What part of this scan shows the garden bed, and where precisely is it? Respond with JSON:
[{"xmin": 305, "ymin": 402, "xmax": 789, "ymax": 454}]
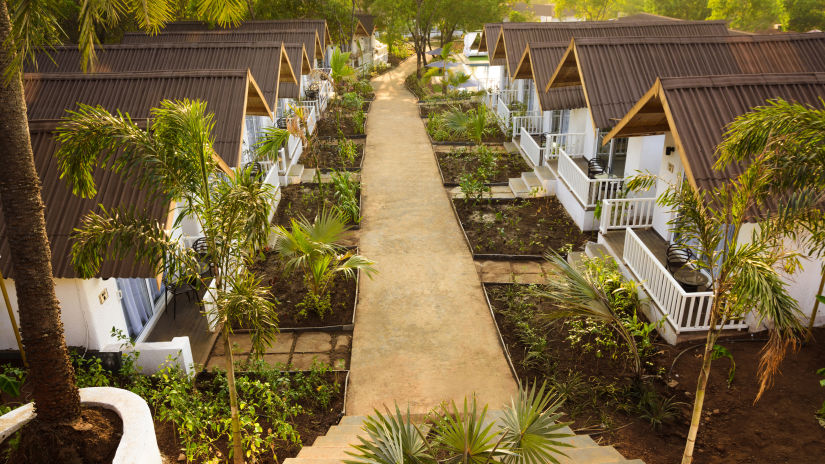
[
  {"xmin": 154, "ymin": 369, "xmax": 347, "ymax": 463},
  {"xmin": 303, "ymin": 138, "xmax": 365, "ymax": 172},
  {"xmin": 418, "ymin": 100, "xmax": 480, "ymax": 119},
  {"xmin": 317, "ymin": 101, "xmax": 370, "ymax": 139},
  {"xmin": 435, "ymin": 147, "xmax": 528, "ymax": 185},
  {"xmin": 246, "ymin": 250, "xmax": 358, "ymax": 329},
  {"xmin": 452, "ymin": 198, "xmax": 596, "ymax": 257},
  {"xmin": 272, "ymin": 184, "xmax": 361, "ymax": 229},
  {"xmin": 484, "ymin": 283, "xmax": 825, "ymax": 464}
]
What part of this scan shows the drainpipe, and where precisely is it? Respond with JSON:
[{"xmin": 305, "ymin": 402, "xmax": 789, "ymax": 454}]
[{"xmin": 0, "ymin": 264, "xmax": 27, "ymax": 367}]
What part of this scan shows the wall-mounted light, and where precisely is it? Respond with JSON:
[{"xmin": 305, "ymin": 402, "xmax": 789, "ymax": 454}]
[{"xmin": 665, "ymin": 146, "xmax": 676, "ymax": 156}]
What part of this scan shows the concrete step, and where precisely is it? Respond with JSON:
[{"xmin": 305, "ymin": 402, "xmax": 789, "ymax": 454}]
[
  {"xmin": 287, "ymin": 163, "xmax": 305, "ymax": 184},
  {"xmin": 521, "ymin": 172, "xmax": 548, "ymax": 196},
  {"xmin": 557, "ymin": 445, "xmax": 626, "ymax": 464},
  {"xmin": 535, "ymin": 165, "xmax": 556, "ymax": 182},
  {"xmin": 283, "ymin": 458, "xmax": 343, "ymax": 464},
  {"xmin": 325, "ymin": 424, "xmax": 365, "ymax": 435},
  {"xmin": 338, "ymin": 416, "xmax": 368, "ymax": 426},
  {"xmin": 585, "ymin": 241, "xmax": 613, "ymax": 261},
  {"xmin": 509, "ymin": 177, "xmax": 529, "ymax": 197},
  {"xmin": 312, "ymin": 434, "xmax": 364, "ymax": 447},
  {"xmin": 503, "ymin": 141, "xmax": 520, "ymax": 154},
  {"xmin": 297, "ymin": 445, "xmax": 351, "ymax": 459},
  {"xmin": 567, "ymin": 251, "xmax": 586, "ymax": 269}
]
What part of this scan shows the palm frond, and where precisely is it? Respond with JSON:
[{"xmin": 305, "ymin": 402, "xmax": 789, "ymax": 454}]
[
  {"xmin": 345, "ymin": 405, "xmax": 433, "ymax": 464},
  {"xmin": 255, "ymin": 126, "xmax": 290, "ymax": 163},
  {"xmin": 499, "ymin": 382, "xmax": 573, "ymax": 464},
  {"xmin": 219, "ymin": 271, "xmax": 279, "ymax": 356},
  {"xmin": 433, "ymin": 397, "xmax": 504, "ymax": 464},
  {"xmin": 195, "ymin": 0, "xmax": 246, "ymax": 27},
  {"xmin": 5, "ymin": 0, "xmax": 65, "ymax": 80}
]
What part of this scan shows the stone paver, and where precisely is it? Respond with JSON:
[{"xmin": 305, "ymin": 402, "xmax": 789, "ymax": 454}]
[
  {"xmin": 291, "ymin": 353, "xmax": 330, "ymax": 370},
  {"xmin": 347, "ymin": 58, "xmax": 516, "ymax": 415},
  {"xmin": 265, "ymin": 333, "xmax": 296, "ymax": 353},
  {"xmin": 294, "ymin": 333, "xmax": 333, "ymax": 352},
  {"xmin": 476, "ymin": 260, "xmax": 553, "ymax": 284}
]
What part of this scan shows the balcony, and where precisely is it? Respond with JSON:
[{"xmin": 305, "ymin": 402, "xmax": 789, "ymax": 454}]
[
  {"xmin": 515, "ymin": 128, "xmax": 586, "ymax": 167},
  {"xmin": 601, "ymin": 226, "xmax": 747, "ymax": 334},
  {"xmin": 557, "ymin": 148, "xmax": 624, "ymax": 208}
]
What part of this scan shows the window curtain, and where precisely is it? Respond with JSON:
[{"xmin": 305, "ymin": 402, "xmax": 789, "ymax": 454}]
[{"xmin": 117, "ymin": 278, "xmax": 155, "ymax": 338}]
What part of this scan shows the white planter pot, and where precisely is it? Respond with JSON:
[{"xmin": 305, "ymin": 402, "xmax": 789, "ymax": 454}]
[{"xmin": 0, "ymin": 387, "xmax": 161, "ymax": 464}]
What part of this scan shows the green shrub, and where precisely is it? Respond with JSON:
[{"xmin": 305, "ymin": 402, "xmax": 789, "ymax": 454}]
[{"xmin": 341, "ymin": 92, "xmax": 364, "ymax": 111}]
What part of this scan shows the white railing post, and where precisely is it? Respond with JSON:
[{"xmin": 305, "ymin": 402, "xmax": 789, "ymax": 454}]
[
  {"xmin": 519, "ymin": 126, "xmax": 542, "ymax": 166},
  {"xmin": 496, "ymin": 96, "xmax": 511, "ymax": 132},
  {"xmin": 598, "ymin": 197, "xmax": 657, "ymax": 234}
]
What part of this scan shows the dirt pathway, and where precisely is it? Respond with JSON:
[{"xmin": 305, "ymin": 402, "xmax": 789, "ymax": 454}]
[{"xmin": 346, "ymin": 59, "xmax": 517, "ymax": 415}]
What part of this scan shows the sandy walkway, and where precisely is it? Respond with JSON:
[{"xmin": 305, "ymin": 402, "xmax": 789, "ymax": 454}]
[{"xmin": 345, "ymin": 58, "xmax": 516, "ymax": 415}]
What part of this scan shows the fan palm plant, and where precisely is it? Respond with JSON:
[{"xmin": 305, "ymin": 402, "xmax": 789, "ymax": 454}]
[
  {"xmin": 56, "ymin": 99, "xmax": 278, "ymax": 464},
  {"xmin": 533, "ymin": 253, "xmax": 643, "ymax": 377},
  {"xmin": 330, "ymin": 46, "xmax": 356, "ymax": 90},
  {"xmin": 345, "ymin": 382, "xmax": 572, "ymax": 464},
  {"xmin": 272, "ymin": 209, "xmax": 376, "ymax": 318},
  {"xmin": 445, "ymin": 107, "xmax": 492, "ymax": 146}
]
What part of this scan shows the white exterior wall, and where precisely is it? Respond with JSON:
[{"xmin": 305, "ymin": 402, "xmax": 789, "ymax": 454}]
[
  {"xmin": 737, "ymin": 224, "xmax": 825, "ymax": 329},
  {"xmin": 568, "ymin": 108, "xmax": 596, "ymax": 157},
  {"xmin": 624, "ymin": 134, "xmax": 665, "ymax": 198},
  {"xmin": 651, "ymin": 133, "xmax": 684, "ymax": 240},
  {"xmin": 0, "ymin": 277, "xmax": 129, "ymax": 351}
]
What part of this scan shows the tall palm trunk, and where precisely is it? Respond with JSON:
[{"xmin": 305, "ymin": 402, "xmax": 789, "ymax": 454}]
[
  {"xmin": 0, "ymin": 0, "xmax": 81, "ymax": 423},
  {"xmin": 222, "ymin": 325, "xmax": 244, "ymax": 464},
  {"xmin": 681, "ymin": 298, "xmax": 722, "ymax": 464}
]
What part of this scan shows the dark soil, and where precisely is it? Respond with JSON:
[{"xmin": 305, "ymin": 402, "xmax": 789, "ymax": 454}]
[
  {"xmin": 245, "ymin": 250, "xmax": 357, "ymax": 328},
  {"xmin": 419, "ymin": 100, "xmax": 480, "ymax": 118},
  {"xmin": 303, "ymin": 139, "xmax": 365, "ymax": 171},
  {"xmin": 436, "ymin": 148, "xmax": 529, "ymax": 184},
  {"xmin": 155, "ymin": 372, "xmax": 346, "ymax": 463},
  {"xmin": 453, "ymin": 198, "xmax": 596, "ymax": 255},
  {"xmin": 273, "ymin": 184, "xmax": 361, "ymax": 228},
  {"xmin": 486, "ymin": 283, "xmax": 825, "ymax": 464},
  {"xmin": 1, "ymin": 406, "xmax": 122, "ymax": 464},
  {"xmin": 317, "ymin": 102, "xmax": 369, "ymax": 138}
]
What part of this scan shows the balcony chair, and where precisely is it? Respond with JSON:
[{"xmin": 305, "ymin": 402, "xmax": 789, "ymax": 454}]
[
  {"xmin": 163, "ymin": 278, "xmax": 200, "ymax": 320},
  {"xmin": 587, "ymin": 157, "xmax": 605, "ymax": 178},
  {"xmin": 666, "ymin": 242, "xmax": 694, "ymax": 273},
  {"xmin": 244, "ymin": 161, "xmax": 264, "ymax": 182}
]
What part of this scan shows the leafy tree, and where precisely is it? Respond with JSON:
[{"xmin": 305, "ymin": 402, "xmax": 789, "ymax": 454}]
[
  {"xmin": 707, "ymin": 0, "xmax": 787, "ymax": 31},
  {"xmin": 784, "ymin": 0, "xmax": 825, "ymax": 31},
  {"xmin": 56, "ymin": 99, "xmax": 280, "ymax": 464},
  {"xmin": 625, "ymin": 98, "xmax": 825, "ymax": 464},
  {"xmin": 252, "ymin": 0, "xmax": 358, "ymax": 47},
  {"xmin": 642, "ymin": 0, "xmax": 710, "ymax": 20},
  {"xmin": 507, "ymin": 9, "xmax": 536, "ymax": 22},
  {"xmin": 370, "ymin": 0, "xmax": 441, "ymax": 74},
  {"xmin": 436, "ymin": 0, "xmax": 506, "ymax": 47},
  {"xmin": 553, "ymin": 0, "xmax": 618, "ymax": 20}
]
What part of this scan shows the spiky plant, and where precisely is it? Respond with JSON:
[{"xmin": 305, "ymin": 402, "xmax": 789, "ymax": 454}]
[{"xmin": 444, "ymin": 107, "xmax": 492, "ymax": 146}]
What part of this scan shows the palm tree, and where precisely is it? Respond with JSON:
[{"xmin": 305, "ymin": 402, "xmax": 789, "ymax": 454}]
[
  {"xmin": 330, "ymin": 46, "xmax": 355, "ymax": 91},
  {"xmin": 346, "ymin": 382, "xmax": 573, "ymax": 464},
  {"xmin": 0, "ymin": 0, "xmax": 248, "ymax": 430},
  {"xmin": 272, "ymin": 209, "xmax": 376, "ymax": 318},
  {"xmin": 533, "ymin": 253, "xmax": 643, "ymax": 377},
  {"xmin": 56, "ymin": 99, "xmax": 279, "ymax": 464},
  {"xmin": 625, "ymin": 106, "xmax": 825, "ymax": 461}
]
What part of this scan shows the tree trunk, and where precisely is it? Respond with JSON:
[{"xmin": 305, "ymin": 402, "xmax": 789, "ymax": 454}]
[
  {"xmin": 681, "ymin": 319, "xmax": 721, "ymax": 463},
  {"xmin": 0, "ymin": 0, "xmax": 81, "ymax": 424},
  {"xmin": 223, "ymin": 325, "xmax": 244, "ymax": 464}
]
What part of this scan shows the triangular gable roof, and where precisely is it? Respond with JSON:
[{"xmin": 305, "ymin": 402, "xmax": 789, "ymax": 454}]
[
  {"xmin": 493, "ymin": 20, "xmax": 732, "ymax": 80},
  {"xmin": 24, "ymin": 42, "xmax": 297, "ymax": 110},
  {"xmin": 547, "ymin": 33, "xmax": 825, "ymax": 128},
  {"xmin": 512, "ymin": 42, "xmax": 586, "ymax": 111},
  {"xmin": 157, "ymin": 19, "xmax": 333, "ymax": 50},
  {"xmin": 122, "ymin": 29, "xmax": 325, "ymax": 61},
  {"xmin": 478, "ymin": 24, "xmax": 504, "ymax": 65},
  {"xmin": 279, "ymin": 43, "xmax": 313, "ymax": 99},
  {"xmin": 354, "ymin": 13, "xmax": 375, "ymax": 36},
  {"xmin": 604, "ymin": 73, "xmax": 825, "ymax": 194}
]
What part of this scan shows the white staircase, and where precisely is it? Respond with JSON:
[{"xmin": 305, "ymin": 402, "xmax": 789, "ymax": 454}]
[
  {"xmin": 508, "ymin": 171, "xmax": 550, "ymax": 198},
  {"xmin": 284, "ymin": 414, "xmax": 645, "ymax": 464},
  {"xmin": 288, "ymin": 164, "xmax": 305, "ymax": 184}
]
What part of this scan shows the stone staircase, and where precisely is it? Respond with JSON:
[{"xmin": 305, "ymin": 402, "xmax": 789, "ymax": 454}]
[
  {"xmin": 508, "ymin": 169, "xmax": 554, "ymax": 198},
  {"xmin": 284, "ymin": 415, "xmax": 644, "ymax": 464}
]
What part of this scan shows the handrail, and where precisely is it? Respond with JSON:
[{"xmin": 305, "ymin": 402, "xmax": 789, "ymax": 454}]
[
  {"xmin": 599, "ymin": 197, "xmax": 657, "ymax": 234},
  {"xmin": 519, "ymin": 127, "xmax": 541, "ymax": 166},
  {"xmin": 557, "ymin": 149, "xmax": 624, "ymax": 208}
]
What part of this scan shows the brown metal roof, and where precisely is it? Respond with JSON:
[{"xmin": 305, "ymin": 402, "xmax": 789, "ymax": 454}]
[
  {"xmin": 606, "ymin": 73, "xmax": 825, "ymax": 197},
  {"xmin": 513, "ymin": 42, "xmax": 586, "ymax": 111},
  {"xmin": 0, "ymin": 121, "xmax": 171, "ymax": 279},
  {"xmin": 354, "ymin": 13, "xmax": 375, "ymax": 36},
  {"xmin": 23, "ymin": 70, "xmax": 268, "ymax": 168},
  {"xmin": 493, "ymin": 20, "xmax": 732, "ymax": 78},
  {"xmin": 478, "ymin": 24, "xmax": 504, "ymax": 65},
  {"xmin": 23, "ymin": 42, "xmax": 296, "ymax": 110},
  {"xmin": 278, "ymin": 43, "xmax": 312, "ymax": 99},
  {"xmin": 551, "ymin": 33, "xmax": 825, "ymax": 128},
  {"xmin": 122, "ymin": 29, "xmax": 324, "ymax": 61},
  {"xmin": 155, "ymin": 19, "xmax": 331, "ymax": 50}
]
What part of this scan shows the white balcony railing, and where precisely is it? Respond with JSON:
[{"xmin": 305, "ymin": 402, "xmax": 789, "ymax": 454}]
[
  {"xmin": 623, "ymin": 229, "xmax": 747, "ymax": 332},
  {"xmin": 519, "ymin": 127, "xmax": 542, "ymax": 166},
  {"xmin": 294, "ymin": 103, "xmax": 317, "ymax": 135},
  {"xmin": 557, "ymin": 149, "xmax": 625, "ymax": 208},
  {"xmin": 544, "ymin": 132, "xmax": 586, "ymax": 160},
  {"xmin": 511, "ymin": 113, "xmax": 543, "ymax": 142},
  {"xmin": 495, "ymin": 96, "xmax": 511, "ymax": 131},
  {"xmin": 599, "ymin": 197, "xmax": 657, "ymax": 234}
]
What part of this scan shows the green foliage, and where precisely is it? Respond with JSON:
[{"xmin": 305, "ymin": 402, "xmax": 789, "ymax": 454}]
[
  {"xmin": 643, "ymin": 0, "xmax": 710, "ymax": 20},
  {"xmin": 352, "ymin": 79, "xmax": 375, "ymax": 100},
  {"xmin": 405, "ymin": 72, "xmax": 427, "ymax": 100},
  {"xmin": 457, "ymin": 145, "xmax": 499, "ymax": 202},
  {"xmin": 817, "ymin": 368, "xmax": 825, "ymax": 426},
  {"xmin": 0, "ymin": 365, "xmax": 26, "ymax": 414},
  {"xmin": 330, "ymin": 46, "xmax": 355, "ymax": 85},
  {"xmin": 633, "ymin": 389, "xmax": 682, "ymax": 431},
  {"xmin": 785, "ymin": 0, "xmax": 825, "ymax": 32},
  {"xmin": 711, "ymin": 345, "xmax": 736, "ymax": 388},
  {"xmin": 707, "ymin": 0, "xmax": 787, "ymax": 31},
  {"xmin": 341, "ymin": 92, "xmax": 365, "ymax": 111},
  {"xmin": 352, "ymin": 110, "xmax": 366, "ymax": 135},
  {"xmin": 330, "ymin": 171, "xmax": 361, "ymax": 225},
  {"xmin": 346, "ymin": 383, "xmax": 572, "ymax": 464},
  {"xmin": 534, "ymin": 254, "xmax": 649, "ymax": 377},
  {"xmin": 272, "ymin": 210, "xmax": 376, "ymax": 318},
  {"xmin": 337, "ymin": 137, "xmax": 359, "ymax": 166},
  {"xmin": 553, "ymin": 0, "xmax": 620, "ymax": 20},
  {"xmin": 427, "ymin": 106, "xmax": 499, "ymax": 143}
]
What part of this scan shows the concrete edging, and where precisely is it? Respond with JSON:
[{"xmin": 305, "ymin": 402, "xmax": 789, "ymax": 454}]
[{"xmin": 0, "ymin": 387, "xmax": 161, "ymax": 464}]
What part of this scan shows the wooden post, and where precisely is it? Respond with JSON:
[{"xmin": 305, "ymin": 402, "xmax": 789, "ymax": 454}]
[
  {"xmin": 0, "ymin": 267, "xmax": 27, "ymax": 367},
  {"xmin": 806, "ymin": 270, "xmax": 825, "ymax": 341}
]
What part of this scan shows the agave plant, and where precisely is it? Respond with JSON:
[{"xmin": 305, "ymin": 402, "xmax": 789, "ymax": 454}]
[
  {"xmin": 346, "ymin": 383, "xmax": 573, "ymax": 464},
  {"xmin": 272, "ymin": 209, "xmax": 376, "ymax": 317}
]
